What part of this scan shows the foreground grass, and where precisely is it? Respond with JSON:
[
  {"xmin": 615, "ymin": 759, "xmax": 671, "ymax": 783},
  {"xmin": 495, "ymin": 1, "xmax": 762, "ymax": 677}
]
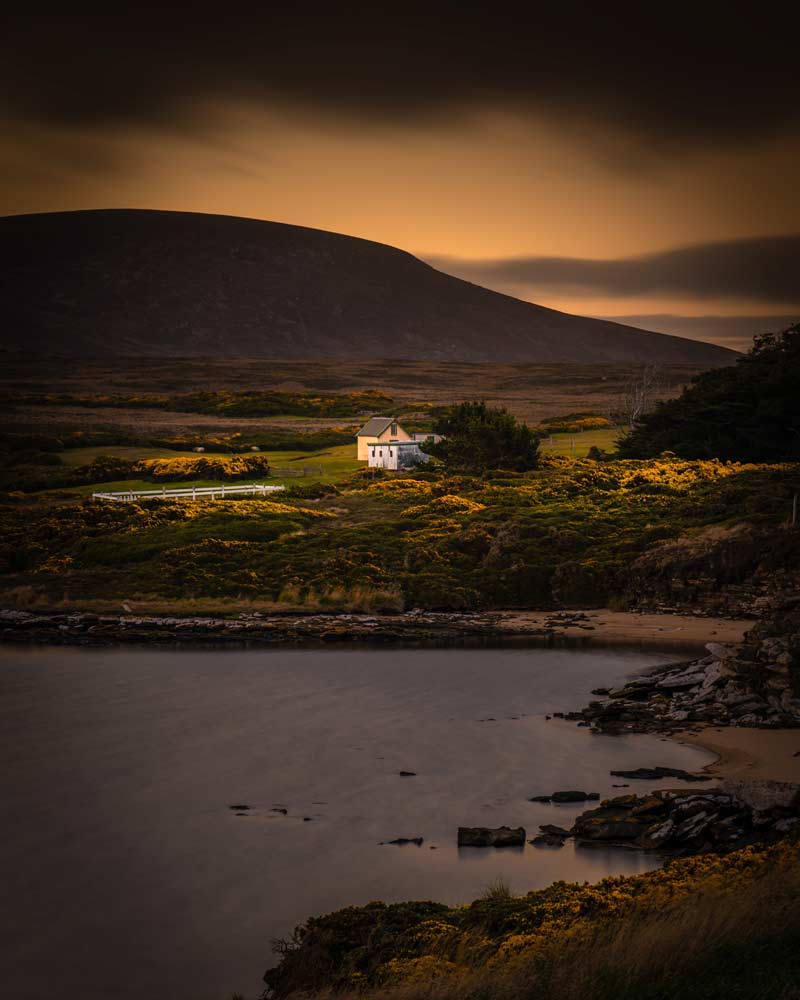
[{"xmin": 262, "ymin": 841, "xmax": 800, "ymax": 1000}]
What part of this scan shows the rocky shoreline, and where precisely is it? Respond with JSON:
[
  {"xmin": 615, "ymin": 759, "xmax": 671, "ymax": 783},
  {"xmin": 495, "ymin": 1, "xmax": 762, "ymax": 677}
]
[
  {"xmin": 461, "ymin": 778, "xmax": 800, "ymax": 854},
  {"xmin": 0, "ymin": 607, "xmax": 567, "ymax": 646},
  {"xmin": 572, "ymin": 599, "xmax": 800, "ymax": 733},
  {"xmin": 0, "ymin": 606, "xmax": 748, "ymax": 649}
]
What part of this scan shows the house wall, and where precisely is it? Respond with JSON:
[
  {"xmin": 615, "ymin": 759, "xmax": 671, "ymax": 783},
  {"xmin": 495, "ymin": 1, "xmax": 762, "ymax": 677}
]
[
  {"xmin": 357, "ymin": 436, "xmax": 375, "ymax": 461},
  {"xmin": 357, "ymin": 422, "xmax": 412, "ymax": 460},
  {"xmin": 368, "ymin": 444, "xmax": 399, "ymax": 469},
  {"xmin": 368, "ymin": 442, "xmax": 430, "ymax": 470}
]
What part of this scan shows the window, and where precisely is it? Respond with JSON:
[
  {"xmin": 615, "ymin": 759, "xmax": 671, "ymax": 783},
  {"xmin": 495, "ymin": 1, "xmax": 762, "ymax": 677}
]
[{"xmin": 390, "ymin": 422, "xmax": 398, "ymax": 436}]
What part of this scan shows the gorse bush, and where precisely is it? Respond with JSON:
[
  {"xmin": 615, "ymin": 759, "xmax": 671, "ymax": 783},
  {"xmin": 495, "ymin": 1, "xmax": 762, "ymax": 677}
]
[
  {"xmin": 538, "ymin": 414, "xmax": 613, "ymax": 434},
  {"xmin": 136, "ymin": 455, "xmax": 272, "ymax": 481},
  {"xmin": 263, "ymin": 840, "xmax": 800, "ymax": 999}
]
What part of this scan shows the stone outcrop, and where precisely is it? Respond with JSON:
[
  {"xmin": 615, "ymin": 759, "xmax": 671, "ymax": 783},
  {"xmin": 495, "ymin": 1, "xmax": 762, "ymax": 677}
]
[
  {"xmin": 577, "ymin": 600, "xmax": 800, "ymax": 732},
  {"xmin": 457, "ymin": 826, "xmax": 525, "ymax": 847},
  {"xmin": 623, "ymin": 523, "xmax": 800, "ymax": 619},
  {"xmin": 562, "ymin": 782, "xmax": 800, "ymax": 850}
]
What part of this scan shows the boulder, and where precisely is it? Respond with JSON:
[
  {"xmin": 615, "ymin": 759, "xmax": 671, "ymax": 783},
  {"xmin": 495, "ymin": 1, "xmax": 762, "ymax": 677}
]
[
  {"xmin": 720, "ymin": 778, "xmax": 800, "ymax": 812},
  {"xmin": 539, "ymin": 824, "xmax": 572, "ymax": 836},
  {"xmin": 706, "ymin": 642, "xmax": 738, "ymax": 661},
  {"xmin": 571, "ymin": 798, "xmax": 649, "ymax": 841},
  {"xmin": 457, "ymin": 826, "xmax": 525, "ymax": 847},
  {"xmin": 638, "ymin": 818, "xmax": 675, "ymax": 848},
  {"xmin": 531, "ymin": 833, "xmax": 566, "ymax": 847}
]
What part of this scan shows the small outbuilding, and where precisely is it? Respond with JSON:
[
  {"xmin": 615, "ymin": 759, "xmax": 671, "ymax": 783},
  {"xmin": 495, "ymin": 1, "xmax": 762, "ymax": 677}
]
[{"xmin": 368, "ymin": 439, "xmax": 431, "ymax": 470}]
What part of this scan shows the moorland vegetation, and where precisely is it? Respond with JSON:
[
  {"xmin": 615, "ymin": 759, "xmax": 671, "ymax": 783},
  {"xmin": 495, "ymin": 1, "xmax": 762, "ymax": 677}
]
[
  {"xmin": 1, "ymin": 454, "xmax": 796, "ymax": 612},
  {"xmin": 263, "ymin": 839, "xmax": 800, "ymax": 1000},
  {"xmin": 1, "ymin": 388, "xmax": 404, "ymax": 419}
]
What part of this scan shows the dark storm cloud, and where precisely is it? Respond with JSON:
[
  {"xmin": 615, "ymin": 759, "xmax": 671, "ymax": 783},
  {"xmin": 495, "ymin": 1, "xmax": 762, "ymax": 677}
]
[
  {"xmin": 428, "ymin": 235, "xmax": 800, "ymax": 304},
  {"xmin": 2, "ymin": 8, "xmax": 799, "ymax": 145}
]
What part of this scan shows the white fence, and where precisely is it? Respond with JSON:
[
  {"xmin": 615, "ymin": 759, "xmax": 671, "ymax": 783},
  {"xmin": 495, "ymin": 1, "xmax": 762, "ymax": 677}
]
[{"xmin": 91, "ymin": 483, "xmax": 286, "ymax": 502}]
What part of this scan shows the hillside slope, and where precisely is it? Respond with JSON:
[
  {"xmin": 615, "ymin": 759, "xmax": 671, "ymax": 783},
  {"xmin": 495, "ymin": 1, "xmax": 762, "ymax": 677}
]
[{"xmin": 0, "ymin": 209, "xmax": 737, "ymax": 363}]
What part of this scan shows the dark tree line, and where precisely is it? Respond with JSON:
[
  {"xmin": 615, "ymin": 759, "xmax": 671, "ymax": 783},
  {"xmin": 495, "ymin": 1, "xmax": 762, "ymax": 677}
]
[{"xmin": 618, "ymin": 324, "xmax": 800, "ymax": 462}]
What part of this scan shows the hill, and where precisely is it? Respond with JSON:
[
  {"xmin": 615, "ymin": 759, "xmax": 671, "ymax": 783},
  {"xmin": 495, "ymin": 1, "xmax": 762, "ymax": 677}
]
[{"xmin": 0, "ymin": 209, "xmax": 737, "ymax": 364}]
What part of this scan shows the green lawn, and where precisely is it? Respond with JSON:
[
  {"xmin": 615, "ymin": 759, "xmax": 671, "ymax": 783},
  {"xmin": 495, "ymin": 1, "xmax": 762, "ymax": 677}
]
[
  {"xmin": 63, "ymin": 443, "xmax": 362, "ymax": 495},
  {"xmin": 542, "ymin": 426, "xmax": 623, "ymax": 457}
]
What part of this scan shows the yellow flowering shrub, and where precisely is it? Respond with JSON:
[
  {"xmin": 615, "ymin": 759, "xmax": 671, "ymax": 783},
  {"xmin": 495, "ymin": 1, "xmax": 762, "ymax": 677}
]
[
  {"xmin": 367, "ymin": 479, "xmax": 434, "ymax": 497},
  {"xmin": 267, "ymin": 840, "xmax": 800, "ymax": 996},
  {"xmin": 402, "ymin": 495, "xmax": 486, "ymax": 518}
]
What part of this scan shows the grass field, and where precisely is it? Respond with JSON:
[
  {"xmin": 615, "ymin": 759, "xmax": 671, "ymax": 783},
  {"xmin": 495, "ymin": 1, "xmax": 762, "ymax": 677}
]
[
  {"xmin": 47, "ymin": 435, "xmax": 624, "ymax": 496},
  {"xmin": 64, "ymin": 443, "xmax": 362, "ymax": 495},
  {"xmin": 543, "ymin": 426, "xmax": 623, "ymax": 457},
  {"xmin": 59, "ymin": 434, "xmax": 620, "ymax": 495}
]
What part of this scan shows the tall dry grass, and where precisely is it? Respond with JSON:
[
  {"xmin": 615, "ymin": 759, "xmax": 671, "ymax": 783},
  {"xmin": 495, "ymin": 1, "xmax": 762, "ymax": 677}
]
[{"xmin": 291, "ymin": 864, "xmax": 800, "ymax": 1000}]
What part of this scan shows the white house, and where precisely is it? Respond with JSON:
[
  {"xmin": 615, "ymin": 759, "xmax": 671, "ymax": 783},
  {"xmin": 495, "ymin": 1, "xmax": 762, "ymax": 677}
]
[
  {"xmin": 356, "ymin": 416, "xmax": 441, "ymax": 468},
  {"xmin": 355, "ymin": 416, "xmax": 412, "ymax": 460}
]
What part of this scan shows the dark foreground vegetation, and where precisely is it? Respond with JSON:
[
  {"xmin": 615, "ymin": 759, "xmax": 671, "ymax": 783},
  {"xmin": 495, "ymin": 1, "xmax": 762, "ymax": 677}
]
[{"xmin": 262, "ymin": 840, "xmax": 800, "ymax": 1000}]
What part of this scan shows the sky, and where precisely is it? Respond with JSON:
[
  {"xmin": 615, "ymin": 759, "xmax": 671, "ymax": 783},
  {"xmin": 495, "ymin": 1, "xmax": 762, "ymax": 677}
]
[{"xmin": 2, "ymin": 9, "xmax": 798, "ymax": 351}]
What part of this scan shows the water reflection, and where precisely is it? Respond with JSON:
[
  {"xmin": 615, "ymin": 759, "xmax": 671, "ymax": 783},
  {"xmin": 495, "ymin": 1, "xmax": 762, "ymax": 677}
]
[{"xmin": 0, "ymin": 644, "xmax": 714, "ymax": 1000}]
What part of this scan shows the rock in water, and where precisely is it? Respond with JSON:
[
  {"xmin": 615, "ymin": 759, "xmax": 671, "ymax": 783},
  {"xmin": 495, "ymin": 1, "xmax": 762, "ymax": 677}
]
[
  {"xmin": 539, "ymin": 824, "xmax": 572, "ymax": 836},
  {"xmin": 531, "ymin": 833, "xmax": 566, "ymax": 847},
  {"xmin": 457, "ymin": 826, "xmax": 525, "ymax": 847},
  {"xmin": 550, "ymin": 790, "xmax": 600, "ymax": 802},
  {"xmin": 610, "ymin": 767, "xmax": 709, "ymax": 782}
]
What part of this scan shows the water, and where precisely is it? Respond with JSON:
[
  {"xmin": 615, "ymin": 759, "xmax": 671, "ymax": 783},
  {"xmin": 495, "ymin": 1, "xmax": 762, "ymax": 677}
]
[{"xmin": 0, "ymin": 644, "xmax": 715, "ymax": 1000}]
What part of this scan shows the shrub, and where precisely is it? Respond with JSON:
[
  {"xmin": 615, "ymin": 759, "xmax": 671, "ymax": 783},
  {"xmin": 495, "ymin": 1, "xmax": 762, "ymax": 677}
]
[
  {"xmin": 135, "ymin": 454, "xmax": 271, "ymax": 481},
  {"xmin": 425, "ymin": 401, "xmax": 540, "ymax": 472}
]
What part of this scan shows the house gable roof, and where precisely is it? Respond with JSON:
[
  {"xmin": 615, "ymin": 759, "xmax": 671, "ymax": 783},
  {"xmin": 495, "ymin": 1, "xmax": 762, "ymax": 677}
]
[{"xmin": 356, "ymin": 416, "xmax": 396, "ymax": 437}]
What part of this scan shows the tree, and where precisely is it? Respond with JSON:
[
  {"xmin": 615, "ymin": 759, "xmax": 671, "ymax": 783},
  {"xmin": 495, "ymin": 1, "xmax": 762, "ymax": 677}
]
[
  {"xmin": 423, "ymin": 401, "xmax": 540, "ymax": 472},
  {"xmin": 617, "ymin": 324, "xmax": 800, "ymax": 462},
  {"xmin": 617, "ymin": 363, "xmax": 664, "ymax": 429}
]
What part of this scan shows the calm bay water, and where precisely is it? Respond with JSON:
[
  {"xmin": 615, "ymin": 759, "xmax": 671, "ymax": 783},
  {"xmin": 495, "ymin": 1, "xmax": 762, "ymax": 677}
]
[{"xmin": 0, "ymin": 644, "xmax": 714, "ymax": 1000}]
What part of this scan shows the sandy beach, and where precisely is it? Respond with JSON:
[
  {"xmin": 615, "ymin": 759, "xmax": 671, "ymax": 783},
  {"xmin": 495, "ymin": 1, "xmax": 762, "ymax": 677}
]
[
  {"xmin": 499, "ymin": 609, "xmax": 751, "ymax": 649},
  {"xmin": 675, "ymin": 727, "xmax": 800, "ymax": 783}
]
